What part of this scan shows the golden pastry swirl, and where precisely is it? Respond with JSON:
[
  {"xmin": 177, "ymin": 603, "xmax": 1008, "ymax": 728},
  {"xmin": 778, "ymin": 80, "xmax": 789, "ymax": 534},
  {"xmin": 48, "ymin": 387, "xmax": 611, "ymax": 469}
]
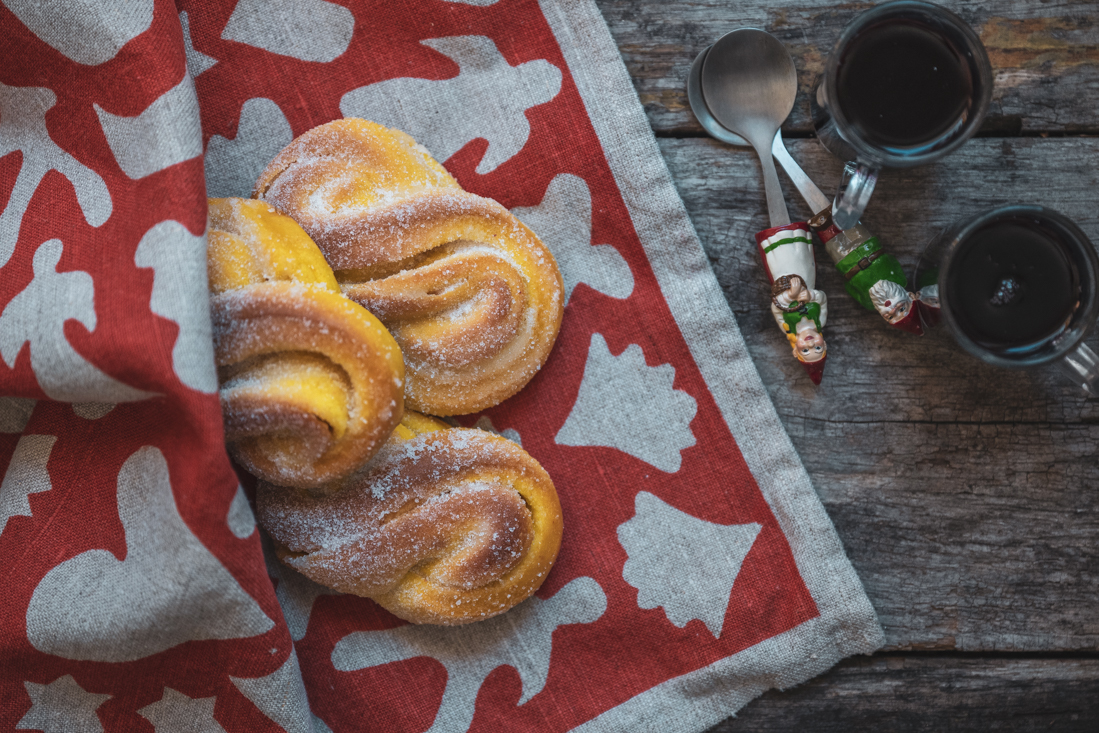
[
  {"xmin": 253, "ymin": 119, "xmax": 564, "ymax": 416},
  {"xmin": 257, "ymin": 411, "xmax": 563, "ymax": 625},
  {"xmin": 209, "ymin": 197, "xmax": 404, "ymax": 489}
]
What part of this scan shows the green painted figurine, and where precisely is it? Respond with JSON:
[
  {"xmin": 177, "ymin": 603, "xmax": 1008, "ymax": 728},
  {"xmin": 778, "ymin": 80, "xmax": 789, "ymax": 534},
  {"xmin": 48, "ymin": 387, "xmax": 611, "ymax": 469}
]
[{"xmin": 808, "ymin": 207, "xmax": 937, "ymax": 334}]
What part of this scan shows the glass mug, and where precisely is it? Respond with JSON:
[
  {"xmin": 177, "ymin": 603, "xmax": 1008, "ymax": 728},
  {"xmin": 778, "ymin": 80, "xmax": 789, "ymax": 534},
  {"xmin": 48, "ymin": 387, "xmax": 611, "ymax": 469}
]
[
  {"xmin": 812, "ymin": 0, "xmax": 993, "ymax": 229},
  {"xmin": 914, "ymin": 205, "xmax": 1099, "ymax": 395}
]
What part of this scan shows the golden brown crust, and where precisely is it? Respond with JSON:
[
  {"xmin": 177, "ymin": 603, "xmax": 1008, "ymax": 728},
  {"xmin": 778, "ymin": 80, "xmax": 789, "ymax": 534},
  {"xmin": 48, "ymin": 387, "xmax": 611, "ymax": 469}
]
[
  {"xmin": 253, "ymin": 119, "xmax": 564, "ymax": 416},
  {"xmin": 256, "ymin": 415, "xmax": 563, "ymax": 625},
  {"xmin": 252, "ymin": 119, "xmax": 461, "ymax": 270},
  {"xmin": 209, "ymin": 198, "xmax": 405, "ymax": 489}
]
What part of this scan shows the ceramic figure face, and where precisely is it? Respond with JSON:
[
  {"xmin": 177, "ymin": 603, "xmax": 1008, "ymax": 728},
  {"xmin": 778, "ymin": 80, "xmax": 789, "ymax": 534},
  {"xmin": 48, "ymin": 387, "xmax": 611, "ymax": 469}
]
[
  {"xmin": 869, "ymin": 279, "xmax": 914, "ymax": 324},
  {"xmin": 795, "ymin": 328, "xmax": 826, "ymax": 362},
  {"xmin": 881, "ymin": 297, "xmax": 912, "ymax": 323}
]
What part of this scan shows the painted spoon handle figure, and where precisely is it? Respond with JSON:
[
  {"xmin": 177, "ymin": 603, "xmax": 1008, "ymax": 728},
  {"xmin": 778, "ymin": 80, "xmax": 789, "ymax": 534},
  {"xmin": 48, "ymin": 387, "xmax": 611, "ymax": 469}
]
[
  {"xmin": 809, "ymin": 205, "xmax": 940, "ymax": 335},
  {"xmin": 756, "ymin": 223, "xmax": 829, "ymax": 383},
  {"xmin": 695, "ymin": 28, "xmax": 831, "ymax": 383}
]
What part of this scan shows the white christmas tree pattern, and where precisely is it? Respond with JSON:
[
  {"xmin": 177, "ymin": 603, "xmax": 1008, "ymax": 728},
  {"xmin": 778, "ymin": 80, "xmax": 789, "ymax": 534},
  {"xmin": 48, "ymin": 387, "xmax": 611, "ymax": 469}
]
[
  {"xmin": 227, "ymin": 485, "xmax": 255, "ymax": 539},
  {"xmin": 0, "ymin": 239, "xmax": 153, "ymax": 403},
  {"xmin": 179, "ymin": 12, "xmax": 217, "ymax": 78},
  {"xmin": 618, "ymin": 492, "xmax": 761, "ymax": 637},
  {"xmin": 341, "ymin": 36, "xmax": 561, "ymax": 174},
  {"xmin": 331, "ymin": 576, "xmax": 606, "ymax": 733},
  {"xmin": 94, "ymin": 76, "xmax": 202, "ymax": 180},
  {"xmin": 72, "ymin": 403, "xmax": 115, "ymax": 419},
  {"xmin": 221, "ymin": 0, "xmax": 354, "ymax": 63},
  {"xmin": 137, "ymin": 688, "xmax": 225, "ymax": 733},
  {"xmin": 17, "ymin": 675, "xmax": 110, "ymax": 733},
  {"xmin": 4, "ymin": 0, "xmax": 154, "ymax": 66},
  {"xmin": 0, "ymin": 434, "xmax": 55, "ymax": 537},
  {"xmin": 133, "ymin": 219, "xmax": 218, "ymax": 393},
  {"xmin": 26, "ymin": 446, "xmax": 273, "ymax": 662},
  {"xmin": 556, "ymin": 334, "xmax": 697, "ymax": 472},
  {"xmin": 512, "ymin": 174, "xmax": 633, "ymax": 305},
  {"xmin": 0, "ymin": 82, "xmax": 112, "ymax": 269},
  {"xmin": 229, "ymin": 650, "xmax": 312, "ymax": 733},
  {"xmin": 205, "ymin": 98, "xmax": 293, "ymax": 199}
]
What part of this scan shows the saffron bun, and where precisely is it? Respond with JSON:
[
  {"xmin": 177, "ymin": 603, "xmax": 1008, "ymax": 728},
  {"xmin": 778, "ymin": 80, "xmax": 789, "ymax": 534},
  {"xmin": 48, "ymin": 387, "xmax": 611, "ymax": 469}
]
[
  {"xmin": 252, "ymin": 119, "xmax": 564, "ymax": 416},
  {"xmin": 256, "ymin": 411, "xmax": 563, "ymax": 625},
  {"xmin": 208, "ymin": 197, "xmax": 404, "ymax": 490}
]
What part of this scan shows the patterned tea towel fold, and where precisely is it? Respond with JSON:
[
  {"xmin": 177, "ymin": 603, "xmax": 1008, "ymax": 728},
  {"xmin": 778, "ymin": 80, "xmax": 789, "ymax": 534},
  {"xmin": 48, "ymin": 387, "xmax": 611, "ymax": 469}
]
[{"xmin": 0, "ymin": 0, "xmax": 882, "ymax": 730}]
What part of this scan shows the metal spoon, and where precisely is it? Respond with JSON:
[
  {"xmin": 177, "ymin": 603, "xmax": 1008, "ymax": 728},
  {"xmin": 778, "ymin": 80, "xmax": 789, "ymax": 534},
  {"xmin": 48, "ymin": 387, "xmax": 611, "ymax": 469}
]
[
  {"xmin": 693, "ymin": 31, "xmax": 815, "ymax": 225},
  {"xmin": 689, "ymin": 44, "xmax": 830, "ymax": 215}
]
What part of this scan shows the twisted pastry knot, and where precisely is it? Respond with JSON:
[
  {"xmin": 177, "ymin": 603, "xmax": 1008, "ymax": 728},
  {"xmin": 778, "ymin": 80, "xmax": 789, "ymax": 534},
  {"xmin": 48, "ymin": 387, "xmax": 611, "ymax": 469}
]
[
  {"xmin": 257, "ymin": 412, "xmax": 563, "ymax": 625},
  {"xmin": 253, "ymin": 119, "xmax": 564, "ymax": 416},
  {"xmin": 209, "ymin": 197, "xmax": 405, "ymax": 489}
]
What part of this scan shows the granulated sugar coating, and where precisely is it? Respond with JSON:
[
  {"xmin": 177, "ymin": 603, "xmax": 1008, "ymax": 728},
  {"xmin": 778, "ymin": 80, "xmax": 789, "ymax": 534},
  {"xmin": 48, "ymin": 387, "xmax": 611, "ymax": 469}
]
[
  {"xmin": 253, "ymin": 119, "xmax": 565, "ymax": 416},
  {"xmin": 208, "ymin": 198, "xmax": 405, "ymax": 489},
  {"xmin": 256, "ymin": 414, "xmax": 563, "ymax": 625}
]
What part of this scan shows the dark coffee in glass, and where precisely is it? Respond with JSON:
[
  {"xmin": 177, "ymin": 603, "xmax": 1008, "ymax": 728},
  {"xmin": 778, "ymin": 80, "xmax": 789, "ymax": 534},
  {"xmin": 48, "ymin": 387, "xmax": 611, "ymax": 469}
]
[
  {"xmin": 837, "ymin": 20, "xmax": 974, "ymax": 150},
  {"xmin": 945, "ymin": 218, "xmax": 1079, "ymax": 354},
  {"xmin": 812, "ymin": 1, "xmax": 992, "ymax": 229},
  {"xmin": 916, "ymin": 206, "xmax": 1099, "ymax": 391}
]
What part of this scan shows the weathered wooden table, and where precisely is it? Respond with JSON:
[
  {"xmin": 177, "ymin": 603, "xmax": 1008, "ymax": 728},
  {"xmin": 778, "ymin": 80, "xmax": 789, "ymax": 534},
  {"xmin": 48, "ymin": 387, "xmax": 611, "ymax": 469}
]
[{"xmin": 593, "ymin": 0, "xmax": 1099, "ymax": 729}]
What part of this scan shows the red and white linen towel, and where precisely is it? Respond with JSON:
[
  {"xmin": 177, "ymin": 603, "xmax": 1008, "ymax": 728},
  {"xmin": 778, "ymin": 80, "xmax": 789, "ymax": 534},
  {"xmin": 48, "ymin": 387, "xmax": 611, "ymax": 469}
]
[{"xmin": 0, "ymin": 1, "xmax": 882, "ymax": 730}]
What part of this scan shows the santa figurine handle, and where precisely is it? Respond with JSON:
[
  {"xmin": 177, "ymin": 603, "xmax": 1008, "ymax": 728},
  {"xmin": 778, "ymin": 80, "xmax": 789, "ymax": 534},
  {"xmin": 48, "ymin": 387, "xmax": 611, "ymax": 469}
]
[
  {"xmin": 755, "ymin": 222, "xmax": 829, "ymax": 384},
  {"xmin": 808, "ymin": 204, "xmax": 939, "ymax": 334}
]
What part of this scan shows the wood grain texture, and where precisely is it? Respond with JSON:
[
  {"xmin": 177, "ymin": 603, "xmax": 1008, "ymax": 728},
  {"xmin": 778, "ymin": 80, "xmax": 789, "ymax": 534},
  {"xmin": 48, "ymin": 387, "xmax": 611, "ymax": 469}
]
[
  {"xmin": 660, "ymin": 137, "xmax": 1099, "ymax": 651},
  {"xmin": 594, "ymin": 0, "xmax": 1099, "ymax": 135},
  {"xmin": 713, "ymin": 656, "xmax": 1099, "ymax": 731}
]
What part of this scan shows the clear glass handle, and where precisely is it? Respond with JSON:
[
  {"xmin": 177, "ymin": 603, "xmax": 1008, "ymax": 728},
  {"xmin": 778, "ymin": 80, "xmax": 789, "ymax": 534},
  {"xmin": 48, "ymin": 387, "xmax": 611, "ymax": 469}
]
[
  {"xmin": 832, "ymin": 161, "xmax": 879, "ymax": 230},
  {"xmin": 1058, "ymin": 341, "xmax": 1099, "ymax": 396}
]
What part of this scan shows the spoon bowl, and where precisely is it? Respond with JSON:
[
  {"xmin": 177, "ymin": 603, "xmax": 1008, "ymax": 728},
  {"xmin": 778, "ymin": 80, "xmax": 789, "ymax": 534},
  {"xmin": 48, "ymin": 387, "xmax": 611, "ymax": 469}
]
[
  {"xmin": 696, "ymin": 29, "xmax": 798, "ymax": 227},
  {"xmin": 689, "ymin": 45, "xmax": 831, "ymax": 215},
  {"xmin": 688, "ymin": 46, "xmax": 748, "ymax": 147},
  {"xmin": 701, "ymin": 29, "xmax": 797, "ymax": 139}
]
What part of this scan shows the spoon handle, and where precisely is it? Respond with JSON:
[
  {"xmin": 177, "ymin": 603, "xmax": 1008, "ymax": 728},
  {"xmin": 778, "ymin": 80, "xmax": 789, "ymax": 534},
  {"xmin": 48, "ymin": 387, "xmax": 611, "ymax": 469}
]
[
  {"xmin": 771, "ymin": 134, "xmax": 830, "ymax": 215},
  {"xmin": 754, "ymin": 138, "xmax": 790, "ymax": 228}
]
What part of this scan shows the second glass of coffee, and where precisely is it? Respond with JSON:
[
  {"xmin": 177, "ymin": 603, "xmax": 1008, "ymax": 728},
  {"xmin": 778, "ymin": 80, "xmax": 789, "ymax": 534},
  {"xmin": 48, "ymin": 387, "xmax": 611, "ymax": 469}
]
[
  {"xmin": 812, "ymin": 0, "xmax": 992, "ymax": 229},
  {"xmin": 914, "ymin": 205, "xmax": 1099, "ymax": 395}
]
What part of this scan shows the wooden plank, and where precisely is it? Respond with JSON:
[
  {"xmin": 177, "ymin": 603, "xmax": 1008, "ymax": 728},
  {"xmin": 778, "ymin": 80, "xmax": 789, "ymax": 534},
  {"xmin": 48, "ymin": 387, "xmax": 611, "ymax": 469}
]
[
  {"xmin": 594, "ymin": 0, "xmax": 1099, "ymax": 135},
  {"xmin": 706, "ymin": 656, "xmax": 1099, "ymax": 732},
  {"xmin": 659, "ymin": 137, "xmax": 1099, "ymax": 650},
  {"xmin": 801, "ymin": 420, "xmax": 1099, "ymax": 651}
]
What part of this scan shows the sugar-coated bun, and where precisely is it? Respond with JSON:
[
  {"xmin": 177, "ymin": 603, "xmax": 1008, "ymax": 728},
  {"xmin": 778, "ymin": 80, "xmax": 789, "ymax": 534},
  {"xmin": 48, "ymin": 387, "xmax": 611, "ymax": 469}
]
[
  {"xmin": 253, "ymin": 119, "xmax": 564, "ymax": 416},
  {"xmin": 256, "ymin": 411, "xmax": 563, "ymax": 625},
  {"xmin": 209, "ymin": 197, "xmax": 405, "ymax": 489}
]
